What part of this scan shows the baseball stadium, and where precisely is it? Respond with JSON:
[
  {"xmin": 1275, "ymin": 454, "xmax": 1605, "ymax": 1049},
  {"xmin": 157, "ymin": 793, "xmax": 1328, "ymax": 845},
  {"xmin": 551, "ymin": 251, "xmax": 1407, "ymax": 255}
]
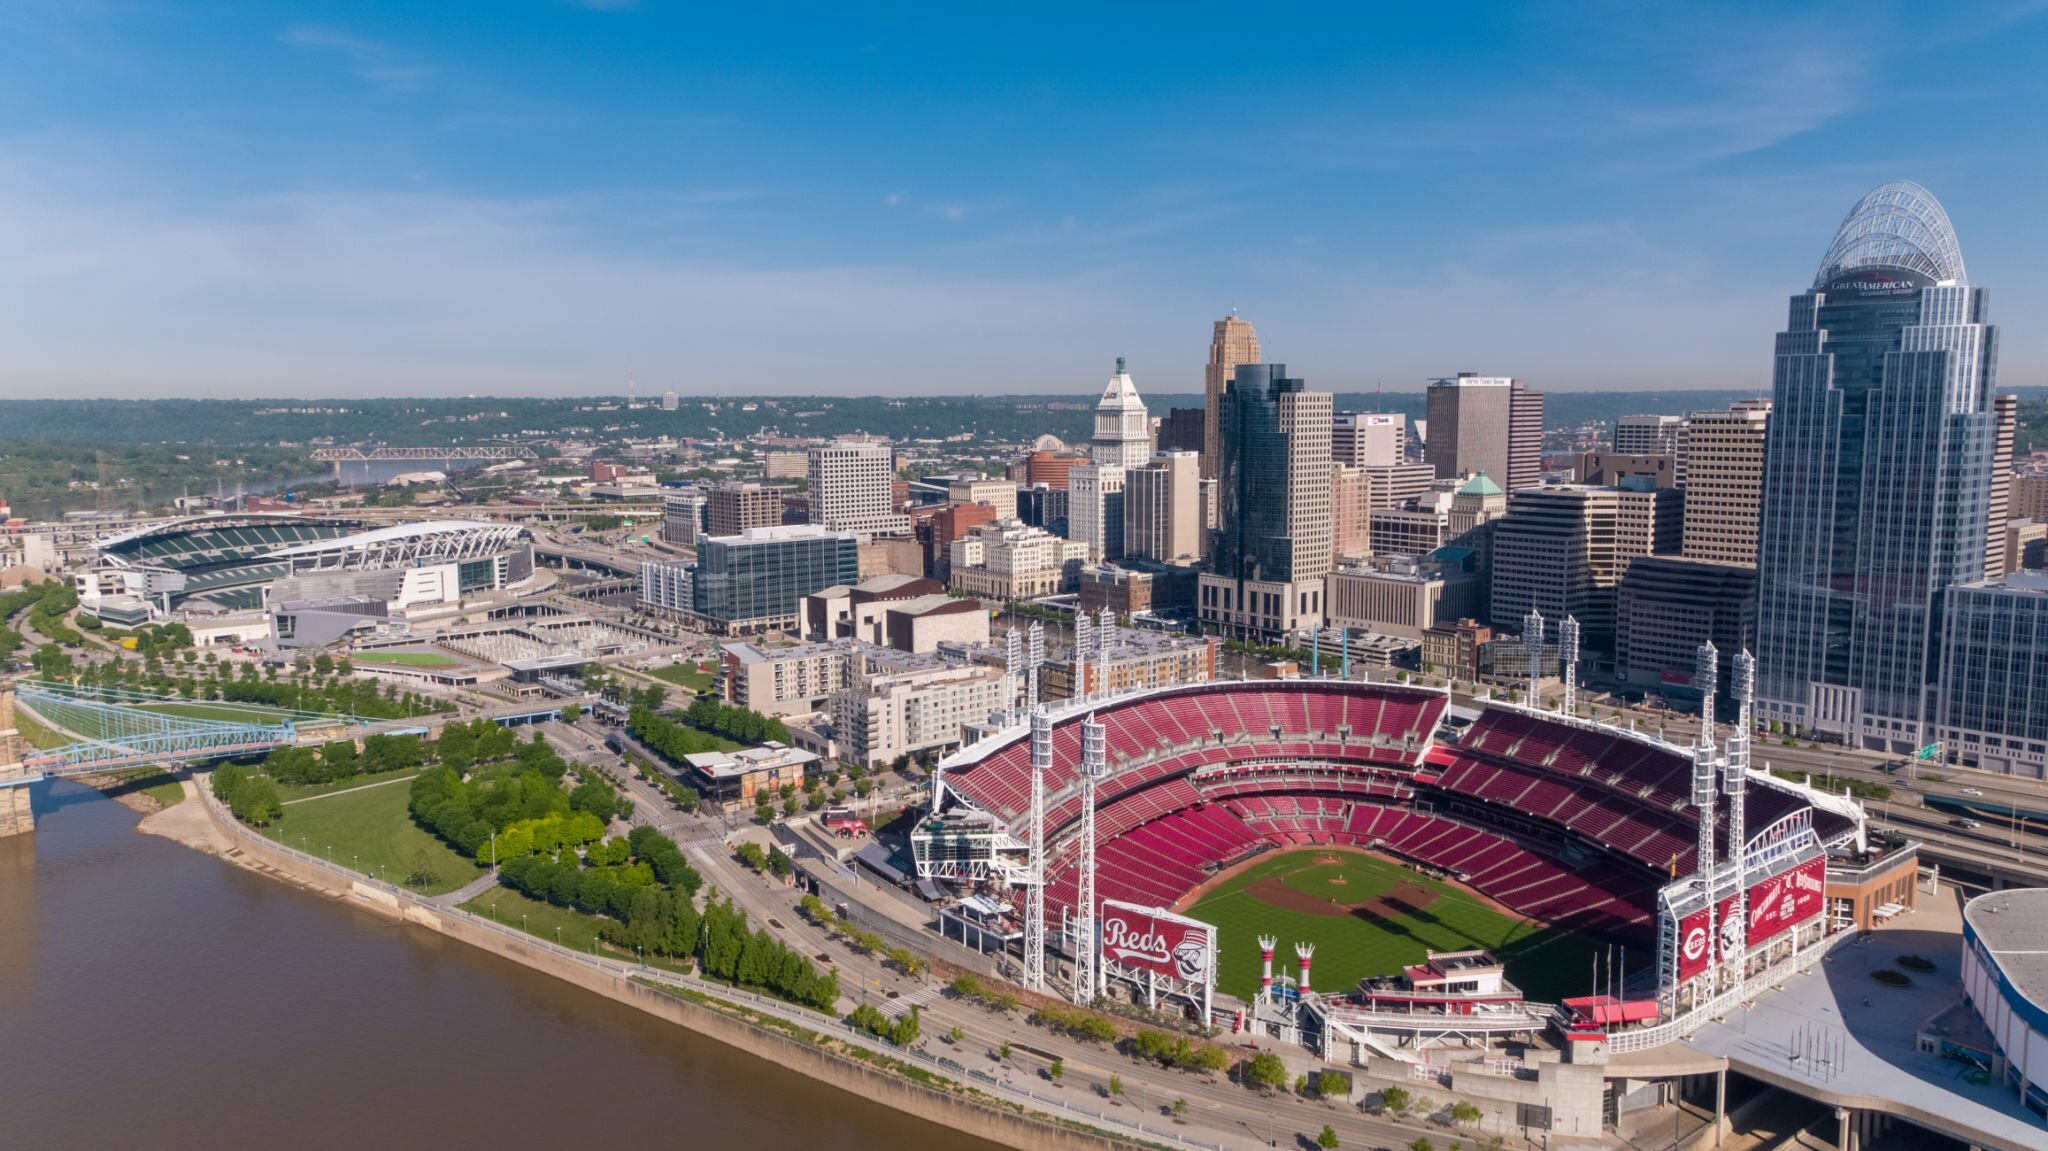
[{"xmin": 914, "ymin": 655, "xmax": 1892, "ymax": 1064}]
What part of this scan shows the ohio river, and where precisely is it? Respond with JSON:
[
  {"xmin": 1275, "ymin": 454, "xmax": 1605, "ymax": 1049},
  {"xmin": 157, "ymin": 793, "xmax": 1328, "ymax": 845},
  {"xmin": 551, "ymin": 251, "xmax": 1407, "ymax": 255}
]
[{"xmin": 0, "ymin": 782, "xmax": 1003, "ymax": 1151}]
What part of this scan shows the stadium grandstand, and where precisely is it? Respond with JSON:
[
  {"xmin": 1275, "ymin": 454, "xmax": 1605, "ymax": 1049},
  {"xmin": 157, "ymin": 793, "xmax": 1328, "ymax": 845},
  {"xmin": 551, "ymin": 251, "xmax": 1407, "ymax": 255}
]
[
  {"xmin": 914, "ymin": 671, "xmax": 1884, "ymax": 1055},
  {"xmin": 85, "ymin": 515, "xmax": 534, "ymax": 615}
]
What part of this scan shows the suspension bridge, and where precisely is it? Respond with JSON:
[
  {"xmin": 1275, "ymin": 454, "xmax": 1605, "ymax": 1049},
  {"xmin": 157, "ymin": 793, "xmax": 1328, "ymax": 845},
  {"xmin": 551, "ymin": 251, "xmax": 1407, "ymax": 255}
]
[{"xmin": 9, "ymin": 680, "xmax": 383, "ymax": 778}]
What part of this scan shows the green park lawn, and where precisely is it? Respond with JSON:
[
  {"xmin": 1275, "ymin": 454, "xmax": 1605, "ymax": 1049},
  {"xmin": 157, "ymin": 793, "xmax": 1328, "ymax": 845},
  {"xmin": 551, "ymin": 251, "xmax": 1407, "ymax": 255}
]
[
  {"xmin": 141, "ymin": 700, "xmax": 301, "ymax": 724},
  {"xmin": 274, "ymin": 767, "xmax": 424, "ymax": 803},
  {"xmin": 352, "ymin": 651, "xmax": 461, "ymax": 668},
  {"xmin": 647, "ymin": 663, "xmax": 718, "ymax": 692},
  {"xmin": 1183, "ymin": 849, "xmax": 1603, "ymax": 1004},
  {"xmin": 461, "ymin": 887, "xmax": 696, "ymax": 973},
  {"xmin": 259, "ymin": 776, "xmax": 482, "ymax": 895},
  {"xmin": 109, "ymin": 766, "xmax": 186, "ymax": 808}
]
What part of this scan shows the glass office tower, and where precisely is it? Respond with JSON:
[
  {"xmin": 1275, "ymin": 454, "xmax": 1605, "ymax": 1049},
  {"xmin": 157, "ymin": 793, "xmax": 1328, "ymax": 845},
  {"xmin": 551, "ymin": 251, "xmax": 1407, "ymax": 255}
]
[{"xmin": 1754, "ymin": 182, "xmax": 1998, "ymax": 753}]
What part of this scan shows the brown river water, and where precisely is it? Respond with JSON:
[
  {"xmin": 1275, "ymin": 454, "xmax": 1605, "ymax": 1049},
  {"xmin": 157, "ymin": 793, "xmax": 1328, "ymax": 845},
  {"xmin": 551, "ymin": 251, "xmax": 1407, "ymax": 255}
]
[{"xmin": 0, "ymin": 781, "xmax": 1002, "ymax": 1151}]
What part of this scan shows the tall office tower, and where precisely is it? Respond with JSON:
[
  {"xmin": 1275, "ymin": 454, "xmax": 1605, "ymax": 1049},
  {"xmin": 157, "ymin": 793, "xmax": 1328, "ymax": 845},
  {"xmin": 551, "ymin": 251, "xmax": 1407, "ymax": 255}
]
[
  {"xmin": 808, "ymin": 441, "xmax": 910, "ymax": 538},
  {"xmin": 1679, "ymin": 400, "xmax": 1772, "ymax": 566},
  {"xmin": 1509, "ymin": 382, "xmax": 1545, "ymax": 491},
  {"xmin": 1068, "ymin": 466, "xmax": 1125, "ymax": 561},
  {"xmin": 1425, "ymin": 374, "xmax": 1545, "ymax": 492},
  {"xmin": 1199, "ymin": 364, "xmax": 1333, "ymax": 641},
  {"xmin": 1201, "ymin": 314, "xmax": 1261, "ymax": 479},
  {"xmin": 1755, "ymin": 181, "xmax": 1998, "ymax": 752},
  {"xmin": 1125, "ymin": 451, "xmax": 1203, "ymax": 564},
  {"xmin": 2015, "ymin": 475, "xmax": 2048, "ymax": 523},
  {"xmin": 1987, "ymin": 394, "xmax": 2018, "ymax": 580},
  {"xmin": 1489, "ymin": 484, "xmax": 1682, "ymax": 650},
  {"xmin": 1614, "ymin": 414, "xmax": 1683, "ymax": 457},
  {"xmin": 1332, "ymin": 412, "xmax": 1405, "ymax": 467},
  {"xmin": 1092, "ymin": 358, "xmax": 1152, "ymax": 467},
  {"xmin": 1330, "ymin": 464, "xmax": 1373, "ymax": 561},
  {"xmin": 1157, "ymin": 407, "xmax": 1206, "ymax": 454},
  {"xmin": 705, "ymin": 481, "xmax": 787, "ymax": 538}
]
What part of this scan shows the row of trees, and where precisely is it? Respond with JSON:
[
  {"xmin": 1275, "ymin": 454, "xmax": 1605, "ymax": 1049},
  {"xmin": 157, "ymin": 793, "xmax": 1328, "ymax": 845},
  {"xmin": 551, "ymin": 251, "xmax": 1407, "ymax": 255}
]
[
  {"xmin": 850, "ymin": 1002, "xmax": 921, "ymax": 1047},
  {"xmin": 260, "ymin": 733, "xmax": 427, "ymax": 786},
  {"xmin": 698, "ymin": 895, "xmax": 839, "ymax": 1011},
  {"xmin": 409, "ymin": 763, "xmax": 572, "ymax": 859},
  {"xmin": 682, "ymin": 695, "xmax": 790, "ymax": 745},
  {"xmin": 628, "ymin": 705, "xmax": 740, "ymax": 760},
  {"xmin": 46, "ymin": 655, "xmax": 446, "ymax": 720},
  {"xmin": 211, "ymin": 763, "xmax": 283, "ymax": 825}
]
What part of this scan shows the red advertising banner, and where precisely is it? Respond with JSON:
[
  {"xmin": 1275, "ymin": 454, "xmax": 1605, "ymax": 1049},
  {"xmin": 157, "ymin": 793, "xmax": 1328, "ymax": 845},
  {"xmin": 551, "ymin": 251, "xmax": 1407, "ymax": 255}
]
[
  {"xmin": 1746, "ymin": 855, "xmax": 1826, "ymax": 947},
  {"xmin": 1099, "ymin": 900, "xmax": 1217, "ymax": 987},
  {"xmin": 1675, "ymin": 856, "xmax": 1827, "ymax": 984}
]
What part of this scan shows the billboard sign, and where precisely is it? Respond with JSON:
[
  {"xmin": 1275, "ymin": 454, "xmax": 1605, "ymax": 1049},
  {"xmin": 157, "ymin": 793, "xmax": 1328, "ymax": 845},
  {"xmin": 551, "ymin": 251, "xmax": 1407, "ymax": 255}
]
[
  {"xmin": 1822, "ymin": 267, "xmax": 1931, "ymax": 300},
  {"xmin": 1675, "ymin": 855, "xmax": 1827, "ymax": 983},
  {"xmin": 1100, "ymin": 900, "xmax": 1217, "ymax": 988},
  {"xmin": 1746, "ymin": 855, "xmax": 1826, "ymax": 947}
]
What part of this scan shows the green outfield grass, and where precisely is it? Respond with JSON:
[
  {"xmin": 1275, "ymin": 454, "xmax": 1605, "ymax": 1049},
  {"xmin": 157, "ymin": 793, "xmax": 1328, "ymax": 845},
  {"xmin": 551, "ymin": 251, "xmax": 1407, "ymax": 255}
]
[
  {"xmin": 647, "ymin": 663, "xmax": 717, "ymax": 692},
  {"xmin": 1183, "ymin": 850, "xmax": 1605, "ymax": 1004},
  {"xmin": 258, "ymin": 777, "xmax": 482, "ymax": 896},
  {"xmin": 352, "ymin": 651, "xmax": 462, "ymax": 668}
]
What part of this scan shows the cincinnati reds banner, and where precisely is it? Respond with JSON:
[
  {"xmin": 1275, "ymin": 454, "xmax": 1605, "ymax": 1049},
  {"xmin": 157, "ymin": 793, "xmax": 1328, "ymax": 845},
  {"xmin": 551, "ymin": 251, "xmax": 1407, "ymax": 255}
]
[
  {"xmin": 1746, "ymin": 855, "xmax": 1825, "ymax": 947},
  {"xmin": 1675, "ymin": 855, "xmax": 1827, "ymax": 983},
  {"xmin": 1099, "ymin": 900, "xmax": 1217, "ymax": 988}
]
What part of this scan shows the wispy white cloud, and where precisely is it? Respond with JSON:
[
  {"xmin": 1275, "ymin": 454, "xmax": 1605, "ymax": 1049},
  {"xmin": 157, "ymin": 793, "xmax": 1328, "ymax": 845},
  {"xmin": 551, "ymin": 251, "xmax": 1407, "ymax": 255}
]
[{"xmin": 280, "ymin": 25, "xmax": 435, "ymax": 93}]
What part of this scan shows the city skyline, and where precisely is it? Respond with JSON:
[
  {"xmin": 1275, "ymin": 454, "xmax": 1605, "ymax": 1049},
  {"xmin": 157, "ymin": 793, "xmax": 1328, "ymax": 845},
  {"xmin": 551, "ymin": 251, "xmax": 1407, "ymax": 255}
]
[{"xmin": 4, "ymin": 4, "xmax": 2048, "ymax": 397}]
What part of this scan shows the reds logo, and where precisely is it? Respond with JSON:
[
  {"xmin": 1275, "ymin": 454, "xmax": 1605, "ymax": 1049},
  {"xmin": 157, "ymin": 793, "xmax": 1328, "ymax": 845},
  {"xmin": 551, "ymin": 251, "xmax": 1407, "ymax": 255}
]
[
  {"xmin": 1102, "ymin": 916, "xmax": 1175, "ymax": 966},
  {"xmin": 1683, "ymin": 926, "xmax": 1709, "ymax": 962}
]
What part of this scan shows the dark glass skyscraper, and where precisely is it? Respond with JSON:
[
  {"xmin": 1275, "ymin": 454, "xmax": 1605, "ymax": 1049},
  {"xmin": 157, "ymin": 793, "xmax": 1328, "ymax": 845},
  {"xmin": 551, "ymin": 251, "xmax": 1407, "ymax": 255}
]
[{"xmin": 1754, "ymin": 182, "xmax": 1997, "ymax": 754}]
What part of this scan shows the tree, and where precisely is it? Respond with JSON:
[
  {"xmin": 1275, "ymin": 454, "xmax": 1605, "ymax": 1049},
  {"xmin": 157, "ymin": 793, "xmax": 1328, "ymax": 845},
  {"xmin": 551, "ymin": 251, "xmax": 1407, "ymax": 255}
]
[
  {"xmin": 561, "ymin": 702, "xmax": 582, "ymax": 723},
  {"xmin": 1295, "ymin": 1074, "xmax": 1313, "ymax": 1097},
  {"xmin": 1171, "ymin": 1098, "xmax": 1187, "ymax": 1121},
  {"xmin": 405, "ymin": 848, "xmax": 440, "ymax": 889},
  {"xmin": 1449, "ymin": 1101, "xmax": 1483, "ymax": 1126},
  {"xmin": 1318, "ymin": 1125, "xmax": 1340, "ymax": 1150},
  {"xmin": 1378, "ymin": 1086, "xmax": 1412, "ymax": 1116},
  {"xmin": 1244, "ymin": 1051, "xmax": 1289, "ymax": 1091},
  {"xmin": 947, "ymin": 1026, "xmax": 963, "ymax": 1045},
  {"xmin": 1408, "ymin": 1140, "xmax": 1435, "ymax": 1151},
  {"xmin": 1049, "ymin": 1057, "xmax": 1064, "ymax": 1083},
  {"xmin": 1109, "ymin": 1074, "xmax": 1123, "ymax": 1100},
  {"xmin": 998, "ymin": 1041, "xmax": 1011, "ymax": 1062}
]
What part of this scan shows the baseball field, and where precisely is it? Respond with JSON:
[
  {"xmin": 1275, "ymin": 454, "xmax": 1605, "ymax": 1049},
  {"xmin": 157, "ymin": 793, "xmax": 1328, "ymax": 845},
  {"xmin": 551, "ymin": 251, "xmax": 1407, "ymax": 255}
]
[{"xmin": 1182, "ymin": 849, "xmax": 1608, "ymax": 1004}]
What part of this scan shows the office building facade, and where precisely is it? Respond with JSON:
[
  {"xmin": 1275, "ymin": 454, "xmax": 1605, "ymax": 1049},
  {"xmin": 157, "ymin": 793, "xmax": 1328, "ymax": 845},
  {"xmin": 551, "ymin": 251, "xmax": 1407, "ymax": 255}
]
[
  {"xmin": 1332, "ymin": 412, "xmax": 1405, "ymax": 468},
  {"xmin": 1200, "ymin": 363, "xmax": 1332, "ymax": 641},
  {"xmin": 1125, "ymin": 451, "xmax": 1203, "ymax": 564},
  {"xmin": 1934, "ymin": 574, "xmax": 2048, "ymax": 777},
  {"xmin": 1614, "ymin": 414, "xmax": 1683, "ymax": 457},
  {"xmin": 1679, "ymin": 400, "xmax": 1772, "ymax": 566},
  {"xmin": 1425, "ymin": 373, "xmax": 1545, "ymax": 492},
  {"xmin": 705, "ymin": 481, "xmax": 786, "ymax": 539},
  {"xmin": 808, "ymin": 441, "xmax": 909, "ymax": 537},
  {"xmin": 688, "ymin": 525, "xmax": 860, "ymax": 635},
  {"xmin": 1489, "ymin": 484, "xmax": 1681, "ymax": 649},
  {"xmin": 1755, "ymin": 182, "xmax": 1998, "ymax": 752},
  {"xmin": 1615, "ymin": 556, "xmax": 1759, "ymax": 706}
]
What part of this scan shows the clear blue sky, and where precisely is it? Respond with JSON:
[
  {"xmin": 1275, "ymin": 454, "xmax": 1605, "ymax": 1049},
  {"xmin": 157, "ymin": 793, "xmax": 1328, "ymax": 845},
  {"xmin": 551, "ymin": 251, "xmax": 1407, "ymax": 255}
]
[{"xmin": 2, "ymin": 1, "xmax": 2044, "ymax": 398}]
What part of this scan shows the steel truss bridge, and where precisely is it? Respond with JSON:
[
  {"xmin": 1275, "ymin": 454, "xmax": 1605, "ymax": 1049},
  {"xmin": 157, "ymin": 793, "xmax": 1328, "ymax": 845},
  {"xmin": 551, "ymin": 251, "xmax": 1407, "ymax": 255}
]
[
  {"xmin": 12, "ymin": 681, "xmax": 376, "ymax": 778},
  {"xmin": 310, "ymin": 445, "xmax": 538, "ymax": 463}
]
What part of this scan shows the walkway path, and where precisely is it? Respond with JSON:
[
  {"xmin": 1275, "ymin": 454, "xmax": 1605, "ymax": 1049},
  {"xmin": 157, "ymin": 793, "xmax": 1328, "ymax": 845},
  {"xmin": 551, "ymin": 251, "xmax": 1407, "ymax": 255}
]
[
  {"xmin": 280, "ymin": 772, "xmax": 418, "ymax": 806},
  {"xmin": 431, "ymin": 870, "xmax": 500, "ymax": 908}
]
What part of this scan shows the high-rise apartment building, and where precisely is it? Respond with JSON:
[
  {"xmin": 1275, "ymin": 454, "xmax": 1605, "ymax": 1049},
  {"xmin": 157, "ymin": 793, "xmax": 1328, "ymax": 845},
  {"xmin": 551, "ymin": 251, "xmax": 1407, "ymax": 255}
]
[
  {"xmin": 1489, "ymin": 484, "xmax": 1681, "ymax": 649},
  {"xmin": 1679, "ymin": 400, "xmax": 1771, "ymax": 566},
  {"xmin": 1330, "ymin": 464, "xmax": 1372, "ymax": 562},
  {"xmin": 1125, "ymin": 451, "xmax": 1203, "ymax": 564},
  {"xmin": 2014, "ymin": 475, "xmax": 2048, "ymax": 523},
  {"xmin": 1425, "ymin": 374, "xmax": 1544, "ymax": 492},
  {"xmin": 1614, "ymin": 414, "xmax": 1683, "ymax": 457},
  {"xmin": 705, "ymin": 481, "xmax": 787, "ymax": 538},
  {"xmin": 1755, "ymin": 182, "xmax": 1998, "ymax": 752},
  {"xmin": 1332, "ymin": 412, "xmax": 1405, "ymax": 468},
  {"xmin": 808, "ymin": 441, "xmax": 909, "ymax": 538},
  {"xmin": 1201, "ymin": 314, "xmax": 1260, "ymax": 479},
  {"xmin": 661, "ymin": 488, "xmax": 708, "ymax": 546},
  {"xmin": 1199, "ymin": 364, "xmax": 1332, "ymax": 641}
]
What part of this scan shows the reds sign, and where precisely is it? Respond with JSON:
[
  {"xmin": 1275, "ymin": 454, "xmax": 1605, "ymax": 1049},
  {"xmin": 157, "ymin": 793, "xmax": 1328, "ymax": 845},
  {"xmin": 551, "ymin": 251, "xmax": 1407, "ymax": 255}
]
[
  {"xmin": 1675, "ymin": 856, "xmax": 1828, "ymax": 983},
  {"xmin": 1746, "ymin": 855, "xmax": 1825, "ymax": 947},
  {"xmin": 1099, "ymin": 900, "xmax": 1217, "ymax": 987}
]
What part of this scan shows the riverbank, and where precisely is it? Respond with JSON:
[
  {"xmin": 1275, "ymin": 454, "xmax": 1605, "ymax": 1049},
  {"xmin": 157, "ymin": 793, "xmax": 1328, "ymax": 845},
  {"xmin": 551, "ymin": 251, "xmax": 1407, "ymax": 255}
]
[{"xmin": 171, "ymin": 775, "xmax": 1172, "ymax": 1151}]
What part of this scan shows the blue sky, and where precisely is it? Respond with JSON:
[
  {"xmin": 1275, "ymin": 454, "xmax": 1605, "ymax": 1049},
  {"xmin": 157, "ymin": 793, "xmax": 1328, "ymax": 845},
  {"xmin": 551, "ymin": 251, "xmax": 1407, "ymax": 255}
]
[{"xmin": 1, "ymin": 1, "xmax": 2044, "ymax": 398}]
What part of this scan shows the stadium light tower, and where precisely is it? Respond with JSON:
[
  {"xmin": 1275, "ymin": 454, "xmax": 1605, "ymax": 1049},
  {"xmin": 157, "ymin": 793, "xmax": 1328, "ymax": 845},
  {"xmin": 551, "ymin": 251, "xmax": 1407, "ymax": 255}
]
[
  {"xmin": 1023, "ymin": 707, "xmax": 1052, "ymax": 992},
  {"xmin": 1521, "ymin": 609, "xmax": 1545, "ymax": 707},
  {"xmin": 1690, "ymin": 642, "xmax": 1721, "ymax": 999},
  {"xmin": 1004, "ymin": 627, "xmax": 1023, "ymax": 724},
  {"xmin": 1074, "ymin": 614, "xmax": 1094, "ymax": 704},
  {"xmin": 1558, "ymin": 615, "xmax": 1581, "ymax": 718},
  {"xmin": 1721, "ymin": 650, "xmax": 1755, "ymax": 1004},
  {"xmin": 1072, "ymin": 712, "xmax": 1107, "ymax": 1005},
  {"xmin": 1026, "ymin": 622, "xmax": 1045, "ymax": 709}
]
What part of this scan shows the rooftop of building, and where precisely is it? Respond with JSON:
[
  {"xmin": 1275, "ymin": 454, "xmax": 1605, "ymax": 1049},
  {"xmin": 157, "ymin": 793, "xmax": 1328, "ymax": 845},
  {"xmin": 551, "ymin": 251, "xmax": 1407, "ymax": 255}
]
[
  {"xmin": 1457, "ymin": 471, "xmax": 1504, "ymax": 497},
  {"xmin": 1964, "ymin": 888, "xmax": 2048, "ymax": 1018},
  {"xmin": 704, "ymin": 523, "xmax": 856, "ymax": 545},
  {"xmin": 682, "ymin": 741, "xmax": 818, "ymax": 777},
  {"xmin": 1814, "ymin": 180, "xmax": 1967, "ymax": 288}
]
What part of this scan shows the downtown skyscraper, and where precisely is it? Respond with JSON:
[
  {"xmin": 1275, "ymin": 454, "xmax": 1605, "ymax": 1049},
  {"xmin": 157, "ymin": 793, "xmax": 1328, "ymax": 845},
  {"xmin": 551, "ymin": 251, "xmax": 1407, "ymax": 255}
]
[
  {"xmin": 1201, "ymin": 313, "xmax": 1260, "ymax": 479},
  {"xmin": 1199, "ymin": 364, "xmax": 1332, "ymax": 641},
  {"xmin": 1754, "ymin": 182, "xmax": 1998, "ymax": 753}
]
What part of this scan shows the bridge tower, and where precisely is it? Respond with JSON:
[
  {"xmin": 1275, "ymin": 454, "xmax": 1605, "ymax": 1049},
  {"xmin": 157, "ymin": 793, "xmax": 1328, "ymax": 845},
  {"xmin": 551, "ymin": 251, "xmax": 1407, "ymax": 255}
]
[{"xmin": 0, "ymin": 679, "xmax": 36, "ymax": 838}]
